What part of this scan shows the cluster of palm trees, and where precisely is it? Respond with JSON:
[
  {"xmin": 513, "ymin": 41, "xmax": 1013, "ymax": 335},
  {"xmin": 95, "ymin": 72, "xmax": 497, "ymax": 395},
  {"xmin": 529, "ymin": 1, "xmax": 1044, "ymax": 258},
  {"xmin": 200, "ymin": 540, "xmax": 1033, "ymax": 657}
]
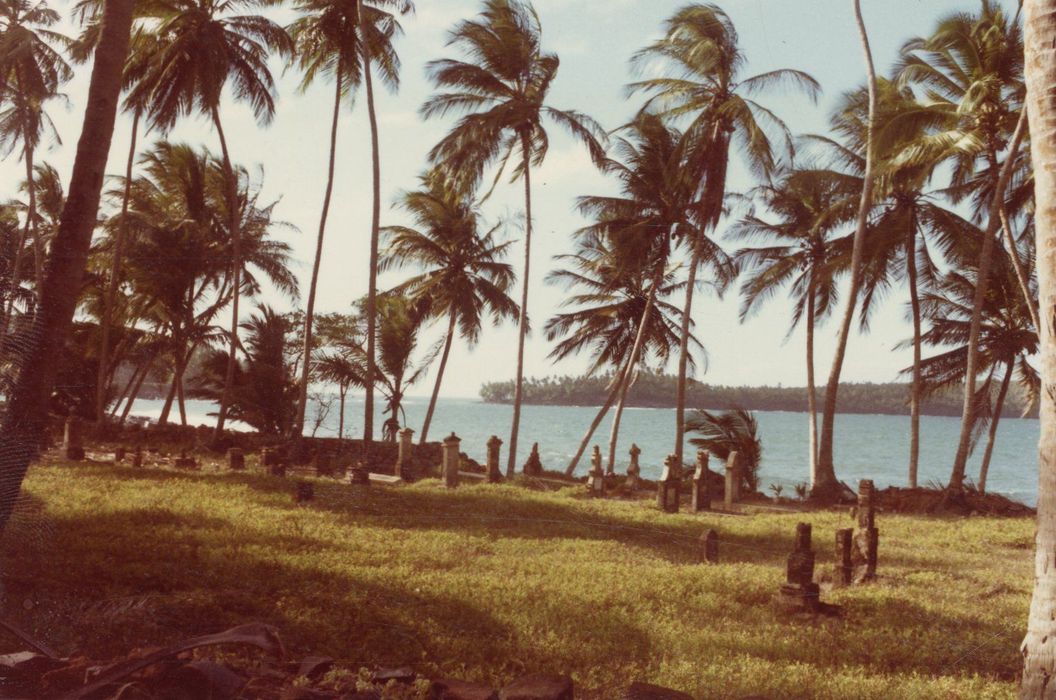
[{"xmin": 0, "ymin": 0, "xmax": 1040, "ymax": 499}]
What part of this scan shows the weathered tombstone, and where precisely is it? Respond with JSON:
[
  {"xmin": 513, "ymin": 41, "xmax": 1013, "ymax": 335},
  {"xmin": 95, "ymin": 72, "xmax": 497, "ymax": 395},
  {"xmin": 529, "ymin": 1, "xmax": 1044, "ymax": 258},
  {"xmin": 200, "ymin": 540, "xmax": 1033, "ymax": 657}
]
[
  {"xmin": 295, "ymin": 481, "xmax": 314, "ymax": 503},
  {"xmin": 131, "ymin": 448, "xmax": 144, "ymax": 469},
  {"xmin": 851, "ymin": 479, "xmax": 879, "ymax": 583},
  {"xmin": 261, "ymin": 448, "xmax": 279, "ymax": 468},
  {"xmin": 690, "ymin": 449, "xmax": 711, "ymax": 513},
  {"xmin": 348, "ymin": 460, "xmax": 370, "ymax": 485},
  {"xmin": 834, "ymin": 528, "xmax": 853, "ymax": 586},
  {"xmin": 588, "ymin": 445, "xmax": 606, "ymax": 497},
  {"xmin": 313, "ymin": 451, "xmax": 334, "ymax": 477},
  {"xmin": 114, "ymin": 447, "xmax": 126, "ymax": 463},
  {"xmin": 485, "ymin": 435, "xmax": 503, "ymax": 484},
  {"xmin": 778, "ymin": 522, "xmax": 820, "ymax": 612},
  {"xmin": 270, "ymin": 463, "xmax": 287, "ymax": 478},
  {"xmin": 626, "ymin": 444, "xmax": 641, "ymax": 491},
  {"xmin": 724, "ymin": 451, "xmax": 742, "ymax": 506},
  {"xmin": 63, "ymin": 417, "xmax": 84, "ymax": 461},
  {"xmin": 656, "ymin": 454, "xmax": 681, "ymax": 513},
  {"xmin": 395, "ymin": 427, "xmax": 415, "ymax": 481},
  {"xmin": 701, "ymin": 529, "xmax": 719, "ymax": 564},
  {"xmin": 174, "ymin": 450, "xmax": 198, "ymax": 470},
  {"xmin": 442, "ymin": 433, "xmax": 461, "ymax": 488},
  {"xmin": 522, "ymin": 442, "xmax": 543, "ymax": 476},
  {"xmin": 227, "ymin": 448, "xmax": 245, "ymax": 471}
]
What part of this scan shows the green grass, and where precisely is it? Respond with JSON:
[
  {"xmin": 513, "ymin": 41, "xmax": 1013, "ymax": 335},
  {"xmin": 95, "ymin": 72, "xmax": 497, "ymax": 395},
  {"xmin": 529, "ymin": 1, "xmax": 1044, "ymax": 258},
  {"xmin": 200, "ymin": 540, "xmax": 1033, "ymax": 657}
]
[{"xmin": 2, "ymin": 460, "xmax": 1033, "ymax": 699}]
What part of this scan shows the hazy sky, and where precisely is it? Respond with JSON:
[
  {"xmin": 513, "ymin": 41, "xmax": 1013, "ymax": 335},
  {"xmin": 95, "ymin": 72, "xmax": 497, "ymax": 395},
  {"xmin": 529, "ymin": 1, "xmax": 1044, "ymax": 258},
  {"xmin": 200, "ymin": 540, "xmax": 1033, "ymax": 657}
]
[{"xmin": 1, "ymin": 0, "xmax": 1020, "ymax": 398}]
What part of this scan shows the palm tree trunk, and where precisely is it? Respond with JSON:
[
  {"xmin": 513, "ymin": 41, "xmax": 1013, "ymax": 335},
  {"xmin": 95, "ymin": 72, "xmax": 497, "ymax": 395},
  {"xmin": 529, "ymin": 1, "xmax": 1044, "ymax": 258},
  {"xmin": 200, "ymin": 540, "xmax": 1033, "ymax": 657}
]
[
  {"xmin": 1020, "ymin": 4, "xmax": 1056, "ymax": 690},
  {"xmin": 115, "ymin": 349, "xmax": 155, "ymax": 423},
  {"xmin": 0, "ymin": 0, "xmax": 133, "ymax": 534},
  {"xmin": 805, "ymin": 279, "xmax": 818, "ymax": 485},
  {"xmin": 23, "ymin": 125, "xmax": 42, "ymax": 296},
  {"xmin": 210, "ymin": 109, "xmax": 243, "ymax": 441},
  {"xmin": 948, "ymin": 109, "xmax": 1028, "ymax": 494},
  {"xmin": 158, "ymin": 366, "xmax": 178, "ymax": 426},
  {"xmin": 338, "ymin": 385, "xmax": 347, "ymax": 441},
  {"xmin": 999, "ymin": 204, "xmax": 1041, "ymax": 331},
  {"xmin": 96, "ymin": 108, "xmax": 140, "ymax": 426},
  {"xmin": 813, "ymin": 0, "xmax": 878, "ymax": 501},
  {"xmin": 978, "ymin": 360, "xmax": 1013, "ymax": 495},
  {"xmin": 506, "ymin": 134, "xmax": 533, "ymax": 477},
  {"xmin": 177, "ymin": 361, "xmax": 188, "ymax": 426},
  {"xmin": 674, "ymin": 234, "xmax": 703, "ymax": 464},
  {"xmin": 361, "ymin": 5, "xmax": 382, "ymax": 451},
  {"xmin": 419, "ymin": 312, "xmax": 456, "ymax": 444},
  {"xmin": 907, "ymin": 221, "xmax": 922, "ymax": 488},
  {"xmin": 564, "ymin": 363, "xmax": 629, "ymax": 476},
  {"xmin": 295, "ymin": 66, "xmax": 343, "ymax": 438}
]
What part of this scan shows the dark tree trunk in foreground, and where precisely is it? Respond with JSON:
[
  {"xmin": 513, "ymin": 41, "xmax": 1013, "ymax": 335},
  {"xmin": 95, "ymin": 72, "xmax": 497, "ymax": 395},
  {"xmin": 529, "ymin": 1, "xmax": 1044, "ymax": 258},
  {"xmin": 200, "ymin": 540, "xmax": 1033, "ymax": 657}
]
[
  {"xmin": 1019, "ymin": 3, "xmax": 1056, "ymax": 694},
  {"xmin": 0, "ymin": 0, "xmax": 133, "ymax": 534}
]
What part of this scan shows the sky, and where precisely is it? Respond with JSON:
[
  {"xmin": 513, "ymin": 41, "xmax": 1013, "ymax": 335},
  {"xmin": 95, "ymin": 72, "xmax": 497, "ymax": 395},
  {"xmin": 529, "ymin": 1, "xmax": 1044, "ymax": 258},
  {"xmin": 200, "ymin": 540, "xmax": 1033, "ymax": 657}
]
[{"xmin": 0, "ymin": 0, "xmax": 1021, "ymax": 399}]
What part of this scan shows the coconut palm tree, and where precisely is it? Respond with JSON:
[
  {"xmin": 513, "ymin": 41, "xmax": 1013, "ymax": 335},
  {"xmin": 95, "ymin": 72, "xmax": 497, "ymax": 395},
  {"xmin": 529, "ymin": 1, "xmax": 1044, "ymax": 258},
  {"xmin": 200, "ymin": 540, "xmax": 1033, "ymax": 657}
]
[
  {"xmin": 686, "ymin": 408, "xmax": 761, "ymax": 494},
  {"xmin": 421, "ymin": 0, "xmax": 606, "ymax": 475},
  {"xmin": 1019, "ymin": 0, "xmax": 1056, "ymax": 690},
  {"xmin": 629, "ymin": 2, "xmax": 820, "ymax": 464},
  {"xmin": 122, "ymin": 0, "xmax": 293, "ymax": 439},
  {"xmin": 546, "ymin": 234, "xmax": 700, "ymax": 475},
  {"xmin": 286, "ymin": 0, "xmax": 412, "ymax": 439},
  {"xmin": 313, "ymin": 311, "xmax": 364, "ymax": 440},
  {"xmin": 380, "ymin": 171, "xmax": 518, "ymax": 444},
  {"xmin": 730, "ymin": 167, "xmax": 850, "ymax": 485}
]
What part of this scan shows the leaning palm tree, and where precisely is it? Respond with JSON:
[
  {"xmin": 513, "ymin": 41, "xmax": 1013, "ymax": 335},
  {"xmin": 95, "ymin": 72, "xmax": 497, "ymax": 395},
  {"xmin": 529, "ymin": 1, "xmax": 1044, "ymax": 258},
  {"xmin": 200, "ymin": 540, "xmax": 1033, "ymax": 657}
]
[
  {"xmin": 687, "ymin": 408, "xmax": 762, "ymax": 494},
  {"xmin": 730, "ymin": 167, "xmax": 849, "ymax": 485},
  {"xmin": 421, "ymin": 0, "xmax": 606, "ymax": 475},
  {"xmin": 630, "ymin": 2, "xmax": 820, "ymax": 464},
  {"xmin": 286, "ymin": 0, "xmax": 412, "ymax": 438},
  {"xmin": 380, "ymin": 171, "xmax": 518, "ymax": 444},
  {"xmin": 123, "ymin": 0, "xmax": 293, "ymax": 439}
]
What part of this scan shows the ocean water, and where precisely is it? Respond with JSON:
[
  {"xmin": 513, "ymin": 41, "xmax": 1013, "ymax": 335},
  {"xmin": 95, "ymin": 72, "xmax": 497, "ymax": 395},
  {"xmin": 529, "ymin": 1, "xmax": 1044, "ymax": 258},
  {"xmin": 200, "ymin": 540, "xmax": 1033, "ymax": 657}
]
[{"xmin": 129, "ymin": 395, "xmax": 1041, "ymax": 506}]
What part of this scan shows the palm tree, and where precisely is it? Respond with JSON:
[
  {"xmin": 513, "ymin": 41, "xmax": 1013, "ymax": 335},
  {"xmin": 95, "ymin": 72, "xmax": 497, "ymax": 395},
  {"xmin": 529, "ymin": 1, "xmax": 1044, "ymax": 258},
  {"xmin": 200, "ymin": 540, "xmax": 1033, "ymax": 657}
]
[
  {"xmin": 380, "ymin": 171, "xmax": 518, "ymax": 444},
  {"xmin": 123, "ymin": 0, "xmax": 293, "ymax": 440},
  {"xmin": 546, "ymin": 234, "xmax": 699, "ymax": 475},
  {"xmin": 1019, "ymin": 0, "xmax": 1056, "ymax": 690},
  {"xmin": 730, "ymin": 167, "xmax": 849, "ymax": 485},
  {"xmin": 686, "ymin": 408, "xmax": 761, "ymax": 493},
  {"xmin": 313, "ymin": 311, "xmax": 364, "ymax": 440},
  {"xmin": 287, "ymin": 0, "xmax": 412, "ymax": 439},
  {"xmin": 630, "ymin": 2, "xmax": 820, "ymax": 464},
  {"xmin": 369, "ymin": 294, "xmax": 438, "ymax": 441},
  {"xmin": 421, "ymin": 0, "xmax": 606, "ymax": 475}
]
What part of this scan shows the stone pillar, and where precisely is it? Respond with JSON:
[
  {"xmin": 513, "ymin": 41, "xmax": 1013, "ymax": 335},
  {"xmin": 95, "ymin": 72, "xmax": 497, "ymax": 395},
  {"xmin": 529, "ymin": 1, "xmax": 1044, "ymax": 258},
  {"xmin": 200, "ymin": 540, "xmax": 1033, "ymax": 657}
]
[
  {"xmin": 295, "ymin": 481, "xmax": 314, "ymax": 503},
  {"xmin": 778, "ymin": 522, "xmax": 820, "ymax": 612},
  {"xmin": 701, "ymin": 529, "xmax": 719, "ymax": 564},
  {"xmin": 852, "ymin": 479, "xmax": 879, "ymax": 583},
  {"xmin": 174, "ymin": 450, "xmax": 197, "ymax": 470},
  {"xmin": 724, "ymin": 451, "xmax": 742, "ymax": 506},
  {"xmin": 626, "ymin": 444, "xmax": 641, "ymax": 491},
  {"xmin": 835, "ymin": 528, "xmax": 853, "ymax": 586},
  {"xmin": 486, "ymin": 436, "xmax": 503, "ymax": 483},
  {"xmin": 131, "ymin": 448, "xmax": 143, "ymax": 469},
  {"xmin": 588, "ymin": 445, "xmax": 605, "ymax": 496},
  {"xmin": 395, "ymin": 427, "xmax": 415, "ymax": 481},
  {"xmin": 114, "ymin": 447, "xmax": 126, "ymax": 463},
  {"xmin": 442, "ymin": 433, "xmax": 461, "ymax": 488},
  {"xmin": 691, "ymin": 449, "xmax": 710, "ymax": 513},
  {"xmin": 523, "ymin": 442, "xmax": 542, "ymax": 476},
  {"xmin": 656, "ymin": 454, "xmax": 680, "ymax": 513},
  {"xmin": 63, "ymin": 417, "xmax": 84, "ymax": 461},
  {"xmin": 349, "ymin": 460, "xmax": 370, "ymax": 485},
  {"xmin": 227, "ymin": 448, "xmax": 245, "ymax": 471},
  {"xmin": 314, "ymin": 451, "xmax": 334, "ymax": 477}
]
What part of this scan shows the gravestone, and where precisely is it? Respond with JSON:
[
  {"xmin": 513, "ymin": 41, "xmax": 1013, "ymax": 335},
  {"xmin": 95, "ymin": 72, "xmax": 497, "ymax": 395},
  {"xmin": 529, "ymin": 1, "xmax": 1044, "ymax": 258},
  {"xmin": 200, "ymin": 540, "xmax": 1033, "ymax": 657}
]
[
  {"xmin": 626, "ymin": 444, "xmax": 641, "ymax": 491},
  {"xmin": 522, "ymin": 442, "xmax": 543, "ymax": 476},
  {"xmin": 588, "ymin": 445, "xmax": 606, "ymax": 496},
  {"xmin": 701, "ymin": 529, "xmax": 719, "ymax": 564},
  {"xmin": 778, "ymin": 522, "xmax": 821, "ymax": 612},
  {"xmin": 227, "ymin": 448, "xmax": 245, "ymax": 471},
  {"xmin": 395, "ymin": 427, "xmax": 415, "ymax": 481},
  {"xmin": 114, "ymin": 447, "xmax": 126, "ymax": 463},
  {"xmin": 295, "ymin": 481, "xmax": 314, "ymax": 503},
  {"xmin": 834, "ymin": 528, "xmax": 853, "ymax": 586},
  {"xmin": 314, "ymin": 450, "xmax": 334, "ymax": 477},
  {"xmin": 724, "ymin": 451, "xmax": 742, "ymax": 506},
  {"xmin": 63, "ymin": 417, "xmax": 84, "ymax": 461},
  {"xmin": 691, "ymin": 449, "xmax": 710, "ymax": 513},
  {"xmin": 131, "ymin": 448, "xmax": 143, "ymax": 469},
  {"xmin": 851, "ymin": 479, "xmax": 879, "ymax": 583},
  {"xmin": 174, "ymin": 450, "xmax": 198, "ymax": 470},
  {"xmin": 486, "ymin": 435, "xmax": 503, "ymax": 483},
  {"xmin": 349, "ymin": 460, "xmax": 370, "ymax": 486},
  {"xmin": 442, "ymin": 433, "xmax": 461, "ymax": 488},
  {"xmin": 656, "ymin": 454, "xmax": 680, "ymax": 513}
]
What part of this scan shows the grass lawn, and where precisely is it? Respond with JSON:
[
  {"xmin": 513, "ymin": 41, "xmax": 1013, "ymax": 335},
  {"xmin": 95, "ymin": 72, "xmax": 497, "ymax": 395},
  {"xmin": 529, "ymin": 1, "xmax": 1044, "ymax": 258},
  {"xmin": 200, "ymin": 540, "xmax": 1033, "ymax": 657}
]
[{"xmin": 1, "ymin": 459, "xmax": 1034, "ymax": 699}]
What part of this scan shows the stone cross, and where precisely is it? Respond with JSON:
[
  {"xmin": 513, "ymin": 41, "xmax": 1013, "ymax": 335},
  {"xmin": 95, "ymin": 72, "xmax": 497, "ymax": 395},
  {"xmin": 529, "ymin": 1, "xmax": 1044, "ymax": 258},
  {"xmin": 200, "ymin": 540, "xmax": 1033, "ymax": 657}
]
[
  {"xmin": 691, "ymin": 449, "xmax": 710, "ymax": 513},
  {"xmin": 724, "ymin": 451, "xmax": 742, "ymax": 506},
  {"xmin": 63, "ymin": 417, "xmax": 84, "ymax": 461},
  {"xmin": 588, "ymin": 445, "xmax": 605, "ymax": 496},
  {"xmin": 442, "ymin": 433, "xmax": 461, "ymax": 488},
  {"xmin": 701, "ymin": 529, "xmax": 719, "ymax": 564},
  {"xmin": 656, "ymin": 454, "xmax": 681, "ymax": 513},
  {"xmin": 227, "ymin": 448, "xmax": 245, "ymax": 471},
  {"xmin": 486, "ymin": 435, "xmax": 503, "ymax": 483},
  {"xmin": 395, "ymin": 427, "xmax": 415, "ymax": 481},
  {"xmin": 626, "ymin": 444, "xmax": 641, "ymax": 491}
]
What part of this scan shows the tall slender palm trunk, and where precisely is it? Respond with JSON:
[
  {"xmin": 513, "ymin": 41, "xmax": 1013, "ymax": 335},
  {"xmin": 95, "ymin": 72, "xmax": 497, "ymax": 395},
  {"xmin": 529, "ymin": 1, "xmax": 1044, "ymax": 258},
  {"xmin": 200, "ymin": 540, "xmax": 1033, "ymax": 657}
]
[
  {"xmin": 211, "ymin": 109, "xmax": 242, "ymax": 441},
  {"xmin": 506, "ymin": 135, "xmax": 533, "ymax": 477},
  {"xmin": 977, "ymin": 360, "xmax": 1013, "ymax": 494},
  {"xmin": 113, "ymin": 348, "xmax": 155, "ymax": 422},
  {"xmin": 673, "ymin": 235, "xmax": 704, "ymax": 465},
  {"xmin": 999, "ymin": 205, "xmax": 1041, "ymax": 331},
  {"xmin": 420, "ymin": 312, "xmax": 456, "ymax": 444},
  {"xmin": 96, "ymin": 109, "xmax": 140, "ymax": 425},
  {"xmin": 363, "ymin": 34, "xmax": 382, "ymax": 453},
  {"xmin": 813, "ymin": 0, "xmax": 878, "ymax": 500},
  {"xmin": 907, "ymin": 222, "xmax": 922, "ymax": 488},
  {"xmin": 1020, "ymin": 4, "xmax": 1056, "ymax": 690},
  {"xmin": 24, "ymin": 143, "xmax": 42, "ymax": 296},
  {"xmin": 295, "ymin": 67, "xmax": 343, "ymax": 437},
  {"xmin": 564, "ymin": 363, "xmax": 628, "ymax": 476},
  {"xmin": 948, "ymin": 109, "xmax": 1028, "ymax": 494},
  {"xmin": 805, "ymin": 279, "xmax": 818, "ymax": 485}
]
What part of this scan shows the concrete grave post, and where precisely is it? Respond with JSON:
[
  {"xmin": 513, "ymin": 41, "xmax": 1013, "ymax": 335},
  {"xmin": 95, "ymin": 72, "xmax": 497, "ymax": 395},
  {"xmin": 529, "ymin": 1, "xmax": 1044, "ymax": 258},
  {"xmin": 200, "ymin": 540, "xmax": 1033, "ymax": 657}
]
[
  {"xmin": 442, "ymin": 433, "xmax": 461, "ymax": 488},
  {"xmin": 227, "ymin": 448, "xmax": 245, "ymax": 471},
  {"xmin": 626, "ymin": 444, "xmax": 641, "ymax": 491},
  {"xmin": 657, "ymin": 454, "xmax": 681, "ymax": 513},
  {"xmin": 852, "ymin": 479, "xmax": 879, "ymax": 583},
  {"xmin": 724, "ymin": 451, "xmax": 742, "ymax": 506},
  {"xmin": 778, "ymin": 522, "xmax": 820, "ymax": 612},
  {"xmin": 486, "ymin": 435, "xmax": 503, "ymax": 483},
  {"xmin": 691, "ymin": 449, "xmax": 711, "ymax": 513},
  {"xmin": 395, "ymin": 427, "xmax": 415, "ymax": 481},
  {"xmin": 701, "ymin": 529, "xmax": 719, "ymax": 563},
  {"xmin": 588, "ymin": 445, "xmax": 606, "ymax": 496},
  {"xmin": 63, "ymin": 417, "xmax": 85, "ymax": 461},
  {"xmin": 835, "ymin": 528, "xmax": 853, "ymax": 586}
]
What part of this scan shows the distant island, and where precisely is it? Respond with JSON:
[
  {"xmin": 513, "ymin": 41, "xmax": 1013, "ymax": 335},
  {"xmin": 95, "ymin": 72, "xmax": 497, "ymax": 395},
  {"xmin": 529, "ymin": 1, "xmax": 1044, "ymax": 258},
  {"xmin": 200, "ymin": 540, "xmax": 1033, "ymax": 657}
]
[{"xmin": 479, "ymin": 373, "xmax": 1039, "ymax": 419}]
